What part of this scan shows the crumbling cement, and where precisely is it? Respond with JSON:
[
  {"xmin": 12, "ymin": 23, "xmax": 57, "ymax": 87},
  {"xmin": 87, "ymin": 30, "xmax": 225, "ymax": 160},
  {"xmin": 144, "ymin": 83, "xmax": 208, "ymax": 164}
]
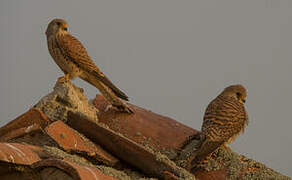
[
  {"xmin": 154, "ymin": 151, "xmax": 197, "ymax": 180},
  {"xmin": 191, "ymin": 146, "xmax": 290, "ymax": 179},
  {"xmin": 214, "ymin": 147, "xmax": 290, "ymax": 180},
  {"xmin": 43, "ymin": 146, "xmax": 157, "ymax": 180},
  {"xmin": 35, "ymin": 80, "xmax": 98, "ymax": 123},
  {"xmin": 175, "ymin": 137, "xmax": 290, "ymax": 179}
]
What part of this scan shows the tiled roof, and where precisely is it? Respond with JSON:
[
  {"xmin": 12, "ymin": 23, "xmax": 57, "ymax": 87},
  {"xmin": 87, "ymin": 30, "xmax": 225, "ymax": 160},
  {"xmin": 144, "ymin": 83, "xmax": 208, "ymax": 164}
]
[
  {"xmin": 0, "ymin": 81, "xmax": 289, "ymax": 180},
  {"xmin": 93, "ymin": 95, "xmax": 198, "ymax": 157},
  {"xmin": 32, "ymin": 159, "xmax": 118, "ymax": 180},
  {"xmin": 0, "ymin": 108, "xmax": 51, "ymax": 141},
  {"xmin": 45, "ymin": 120, "xmax": 119, "ymax": 166},
  {"xmin": 0, "ymin": 142, "xmax": 42, "ymax": 165}
]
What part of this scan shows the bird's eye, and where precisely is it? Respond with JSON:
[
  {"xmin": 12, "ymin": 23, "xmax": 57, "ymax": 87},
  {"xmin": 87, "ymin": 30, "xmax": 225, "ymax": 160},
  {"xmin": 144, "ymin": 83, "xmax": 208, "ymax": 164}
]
[
  {"xmin": 63, "ymin": 27, "xmax": 68, "ymax": 31},
  {"xmin": 236, "ymin": 92, "xmax": 241, "ymax": 98},
  {"xmin": 56, "ymin": 22, "xmax": 61, "ymax": 26}
]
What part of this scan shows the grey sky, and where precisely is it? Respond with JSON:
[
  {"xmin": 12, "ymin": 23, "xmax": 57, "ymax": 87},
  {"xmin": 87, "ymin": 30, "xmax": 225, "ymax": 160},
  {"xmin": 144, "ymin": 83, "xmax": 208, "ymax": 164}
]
[{"xmin": 0, "ymin": 0, "xmax": 291, "ymax": 177}]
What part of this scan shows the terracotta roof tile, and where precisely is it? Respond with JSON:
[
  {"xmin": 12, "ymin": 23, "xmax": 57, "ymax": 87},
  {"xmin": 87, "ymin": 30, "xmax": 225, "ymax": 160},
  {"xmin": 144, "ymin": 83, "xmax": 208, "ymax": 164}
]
[
  {"xmin": 93, "ymin": 95, "xmax": 198, "ymax": 158},
  {"xmin": 0, "ymin": 142, "xmax": 119, "ymax": 179},
  {"xmin": 0, "ymin": 124, "xmax": 41, "ymax": 142},
  {"xmin": 45, "ymin": 120, "xmax": 119, "ymax": 166},
  {"xmin": 32, "ymin": 158, "xmax": 118, "ymax": 180},
  {"xmin": 0, "ymin": 143, "xmax": 42, "ymax": 165},
  {"xmin": 67, "ymin": 111, "xmax": 196, "ymax": 179},
  {"xmin": 194, "ymin": 169, "xmax": 227, "ymax": 180},
  {"xmin": 0, "ymin": 89, "xmax": 288, "ymax": 179},
  {"xmin": 0, "ymin": 108, "xmax": 51, "ymax": 141}
]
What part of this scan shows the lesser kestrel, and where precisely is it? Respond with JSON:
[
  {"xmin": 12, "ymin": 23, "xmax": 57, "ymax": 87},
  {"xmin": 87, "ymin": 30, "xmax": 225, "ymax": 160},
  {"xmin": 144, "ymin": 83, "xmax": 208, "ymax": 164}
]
[
  {"xmin": 46, "ymin": 18, "xmax": 132, "ymax": 113},
  {"xmin": 189, "ymin": 84, "xmax": 248, "ymax": 170}
]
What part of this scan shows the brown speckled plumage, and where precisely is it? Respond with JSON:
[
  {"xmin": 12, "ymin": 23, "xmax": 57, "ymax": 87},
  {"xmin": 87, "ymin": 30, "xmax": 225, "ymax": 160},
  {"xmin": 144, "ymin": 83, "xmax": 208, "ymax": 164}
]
[
  {"xmin": 46, "ymin": 19, "xmax": 132, "ymax": 113},
  {"xmin": 190, "ymin": 85, "xmax": 248, "ymax": 170}
]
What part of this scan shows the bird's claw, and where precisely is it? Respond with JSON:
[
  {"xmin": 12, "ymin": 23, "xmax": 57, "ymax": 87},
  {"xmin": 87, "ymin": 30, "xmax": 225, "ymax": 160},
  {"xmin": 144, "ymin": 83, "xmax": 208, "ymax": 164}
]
[
  {"xmin": 121, "ymin": 103, "xmax": 134, "ymax": 114},
  {"xmin": 105, "ymin": 103, "xmax": 134, "ymax": 114},
  {"xmin": 57, "ymin": 74, "xmax": 70, "ymax": 83}
]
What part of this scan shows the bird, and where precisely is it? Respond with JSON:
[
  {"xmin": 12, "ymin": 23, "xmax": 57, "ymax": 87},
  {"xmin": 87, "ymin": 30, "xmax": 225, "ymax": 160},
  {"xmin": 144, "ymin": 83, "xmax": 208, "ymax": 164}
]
[
  {"xmin": 187, "ymin": 84, "xmax": 248, "ymax": 171},
  {"xmin": 45, "ymin": 18, "xmax": 133, "ymax": 113}
]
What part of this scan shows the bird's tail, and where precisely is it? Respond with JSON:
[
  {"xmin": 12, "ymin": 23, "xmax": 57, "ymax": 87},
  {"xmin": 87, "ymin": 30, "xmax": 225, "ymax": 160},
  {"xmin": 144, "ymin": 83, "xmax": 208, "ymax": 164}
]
[
  {"xmin": 188, "ymin": 139, "xmax": 224, "ymax": 171},
  {"xmin": 80, "ymin": 72, "xmax": 133, "ymax": 113},
  {"xmin": 194, "ymin": 140, "xmax": 223, "ymax": 161},
  {"xmin": 92, "ymin": 71, "xmax": 129, "ymax": 101}
]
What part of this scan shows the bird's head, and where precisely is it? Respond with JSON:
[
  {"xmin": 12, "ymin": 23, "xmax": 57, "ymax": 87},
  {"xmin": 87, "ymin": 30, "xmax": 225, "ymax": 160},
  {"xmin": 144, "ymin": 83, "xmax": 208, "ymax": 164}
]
[
  {"xmin": 46, "ymin": 18, "xmax": 68, "ymax": 37},
  {"xmin": 222, "ymin": 84, "xmax": 247, "ymax": 104}
]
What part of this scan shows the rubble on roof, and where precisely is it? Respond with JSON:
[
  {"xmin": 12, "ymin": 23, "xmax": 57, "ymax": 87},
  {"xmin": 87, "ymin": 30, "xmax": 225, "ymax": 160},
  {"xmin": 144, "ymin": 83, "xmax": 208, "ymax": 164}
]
[
  {"xmin": 34, "ymin": 80, "xmax": 98, "ymax": 122},
  {"xmin": 0, "ymin": 80, "xmax": 289, "ymax": 180}
]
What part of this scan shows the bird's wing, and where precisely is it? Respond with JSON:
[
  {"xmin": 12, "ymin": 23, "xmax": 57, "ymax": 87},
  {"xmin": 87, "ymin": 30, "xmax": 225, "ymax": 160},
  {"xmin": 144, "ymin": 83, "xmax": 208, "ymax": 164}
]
[
  {"xmin": 56, "ymin": 33, "xmax": 99, "ymax": 72},
  {"xmin": 193, "ymin": 138, "xmax": 224, "ymax": 162},
  {"xmin": 56, "ymin": 34, "xmax": 129, "ymax": 101},
  {"xmin": 196, "ymin": 97, "xmax": 247, "ymax": 161},
  {"xmin": 202, "ymin": 96, "xmax": 247, "ymax": 142}
]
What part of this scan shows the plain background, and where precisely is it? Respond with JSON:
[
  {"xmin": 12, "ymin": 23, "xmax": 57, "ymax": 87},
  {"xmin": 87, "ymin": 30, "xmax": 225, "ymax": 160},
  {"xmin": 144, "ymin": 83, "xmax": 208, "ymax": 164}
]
[{"xmin": 0, "ymin": 0, "xmax": 291, "ymax": 177}]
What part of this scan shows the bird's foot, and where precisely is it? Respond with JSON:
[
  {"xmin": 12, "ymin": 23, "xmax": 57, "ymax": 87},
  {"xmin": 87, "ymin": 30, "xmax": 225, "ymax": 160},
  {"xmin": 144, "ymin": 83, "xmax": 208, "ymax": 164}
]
[
  {"xmin": 106, "ymin": 103, "xmax": 134, "ymax": 114},
  {"xmin": 119, "ymin": 103, "xmax": 134, "ymax": 114},
  {"xmin": 57, "ymin": 74, "xmax": 70, "ymax": 83}
]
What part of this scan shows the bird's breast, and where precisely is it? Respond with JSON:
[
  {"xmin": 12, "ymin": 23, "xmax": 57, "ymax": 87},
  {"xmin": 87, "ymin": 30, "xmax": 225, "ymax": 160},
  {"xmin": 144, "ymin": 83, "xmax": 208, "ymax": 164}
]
[{"xmin": 47, "ymin": 36, "xmax": 82, "ymax": 79}]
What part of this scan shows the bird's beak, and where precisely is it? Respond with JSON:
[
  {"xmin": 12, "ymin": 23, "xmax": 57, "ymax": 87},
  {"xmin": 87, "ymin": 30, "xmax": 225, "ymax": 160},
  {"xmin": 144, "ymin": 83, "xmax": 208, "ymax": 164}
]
[{"xmin": 63, "ymin": 24, "xmax": 68, "ymax": 31}]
